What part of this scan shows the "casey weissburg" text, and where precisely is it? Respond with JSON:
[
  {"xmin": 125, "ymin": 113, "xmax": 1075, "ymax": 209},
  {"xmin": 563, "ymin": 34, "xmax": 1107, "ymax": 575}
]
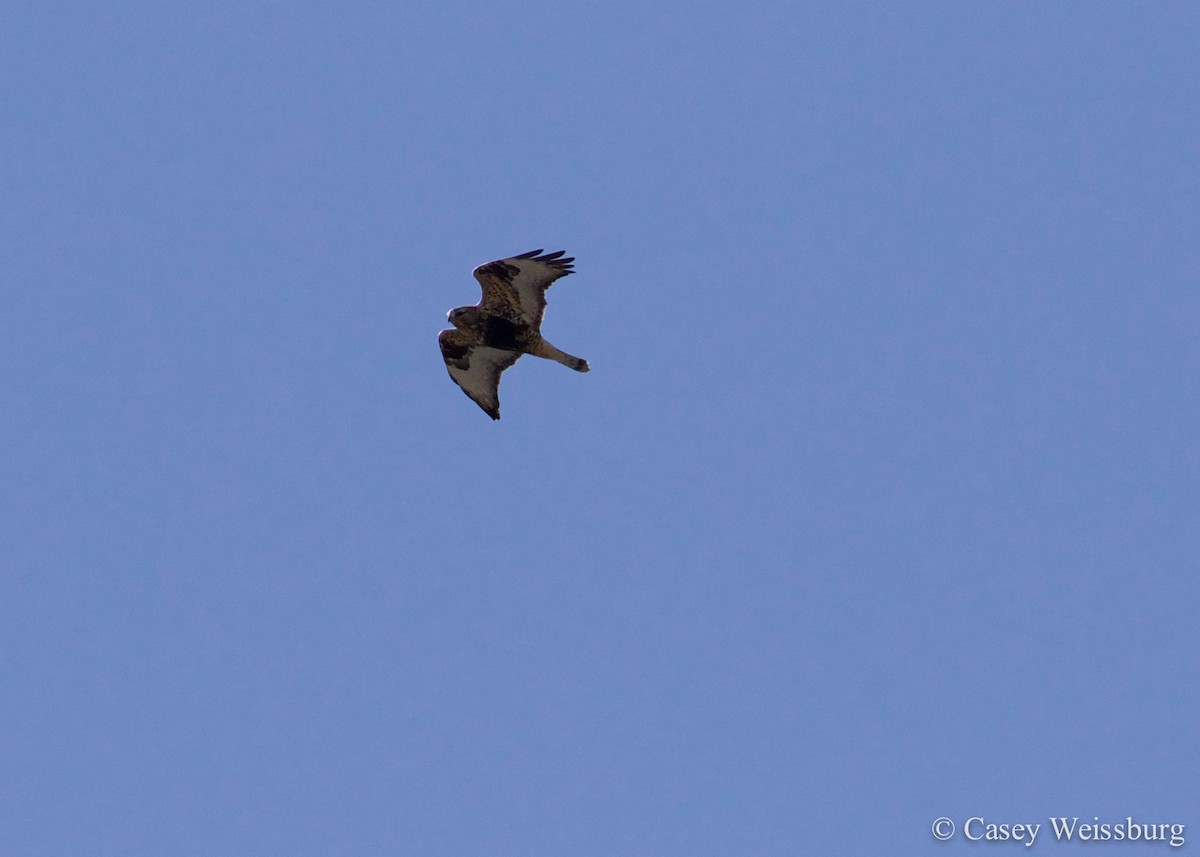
[{"xmin": 959, "ymin": 816, "xmax": 1185, "ymax": 847}]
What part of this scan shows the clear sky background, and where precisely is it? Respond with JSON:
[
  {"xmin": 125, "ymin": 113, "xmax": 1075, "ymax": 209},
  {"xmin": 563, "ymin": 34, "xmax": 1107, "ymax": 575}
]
[{"xmin": 2, "ymin": 2, "xmax": 1197, "ymax": 855}]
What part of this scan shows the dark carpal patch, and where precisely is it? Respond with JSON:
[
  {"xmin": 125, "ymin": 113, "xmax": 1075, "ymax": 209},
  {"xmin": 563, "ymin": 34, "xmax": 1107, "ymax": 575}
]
[
  {"xmin": 483, "ymin": 315, "xmax": 526, "ymax": 350},
  {"xmin": 478, "ymin": 261, "xmax": 517, "ymax": 281}
]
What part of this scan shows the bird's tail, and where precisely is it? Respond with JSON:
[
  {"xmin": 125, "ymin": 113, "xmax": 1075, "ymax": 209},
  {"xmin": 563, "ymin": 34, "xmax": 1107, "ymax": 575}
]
[{"xmin": 534, "ymin": 340, "xmax": 590, "ymax": 372}]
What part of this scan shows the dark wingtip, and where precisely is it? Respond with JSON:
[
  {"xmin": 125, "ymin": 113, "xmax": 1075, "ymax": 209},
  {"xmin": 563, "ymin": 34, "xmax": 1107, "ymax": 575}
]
[{"xmin": 511, "ymin": 249, "xmax": 575, "ymax": 273}]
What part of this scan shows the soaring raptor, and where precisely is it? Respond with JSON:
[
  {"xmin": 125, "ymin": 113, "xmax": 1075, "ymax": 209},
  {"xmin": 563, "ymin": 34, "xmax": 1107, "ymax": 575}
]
[{"xmin": 439, "ymin": 249, "xmax": 589, "ymax": 420}]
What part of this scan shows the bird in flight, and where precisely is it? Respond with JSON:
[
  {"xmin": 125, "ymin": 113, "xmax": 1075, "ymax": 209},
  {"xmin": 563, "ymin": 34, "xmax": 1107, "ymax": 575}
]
[{"xmin": 439, "ymin": 249, "xmax": 589, "ymax": 420}]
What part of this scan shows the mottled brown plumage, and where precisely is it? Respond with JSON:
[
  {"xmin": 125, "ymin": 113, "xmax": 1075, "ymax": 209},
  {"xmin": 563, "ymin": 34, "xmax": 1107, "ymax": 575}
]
[{"xmin": 439, "ymin": 250, "xmax": 589, "ymax": 420}]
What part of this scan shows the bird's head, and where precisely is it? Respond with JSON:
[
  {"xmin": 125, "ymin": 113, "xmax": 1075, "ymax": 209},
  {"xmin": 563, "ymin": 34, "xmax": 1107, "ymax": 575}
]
[{"xmin": 447, "ymin": 306, "xmax": 480, "ymax": 329}]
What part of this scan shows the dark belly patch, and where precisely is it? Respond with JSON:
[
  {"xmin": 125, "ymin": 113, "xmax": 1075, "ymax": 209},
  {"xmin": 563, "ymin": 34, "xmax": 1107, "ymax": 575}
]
[{"xmin": 483, "ymin": 315, "xmax": 526, "ymax": 350}]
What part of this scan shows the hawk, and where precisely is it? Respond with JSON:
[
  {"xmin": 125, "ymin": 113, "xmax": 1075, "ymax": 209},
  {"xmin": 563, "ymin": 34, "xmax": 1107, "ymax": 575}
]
[{"xmin": 439, "ymin": 249, "xmax": 589, "ymax": 420}]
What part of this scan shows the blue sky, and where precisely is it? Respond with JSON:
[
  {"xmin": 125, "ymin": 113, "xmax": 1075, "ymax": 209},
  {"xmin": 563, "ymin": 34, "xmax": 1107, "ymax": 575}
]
[{"xmin": 2, "ymin": 2, "xmax": 1197, "ymax": 854}]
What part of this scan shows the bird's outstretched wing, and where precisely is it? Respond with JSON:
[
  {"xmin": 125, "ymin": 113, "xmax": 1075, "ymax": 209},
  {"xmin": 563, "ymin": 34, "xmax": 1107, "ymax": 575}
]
[
  {"xmin": 439, "ymin": 330, "xmax": 522, "ymax": 420},
  {"xmin": 472, "ymin": 249, "xmax": 574, "ymax": 328}
]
